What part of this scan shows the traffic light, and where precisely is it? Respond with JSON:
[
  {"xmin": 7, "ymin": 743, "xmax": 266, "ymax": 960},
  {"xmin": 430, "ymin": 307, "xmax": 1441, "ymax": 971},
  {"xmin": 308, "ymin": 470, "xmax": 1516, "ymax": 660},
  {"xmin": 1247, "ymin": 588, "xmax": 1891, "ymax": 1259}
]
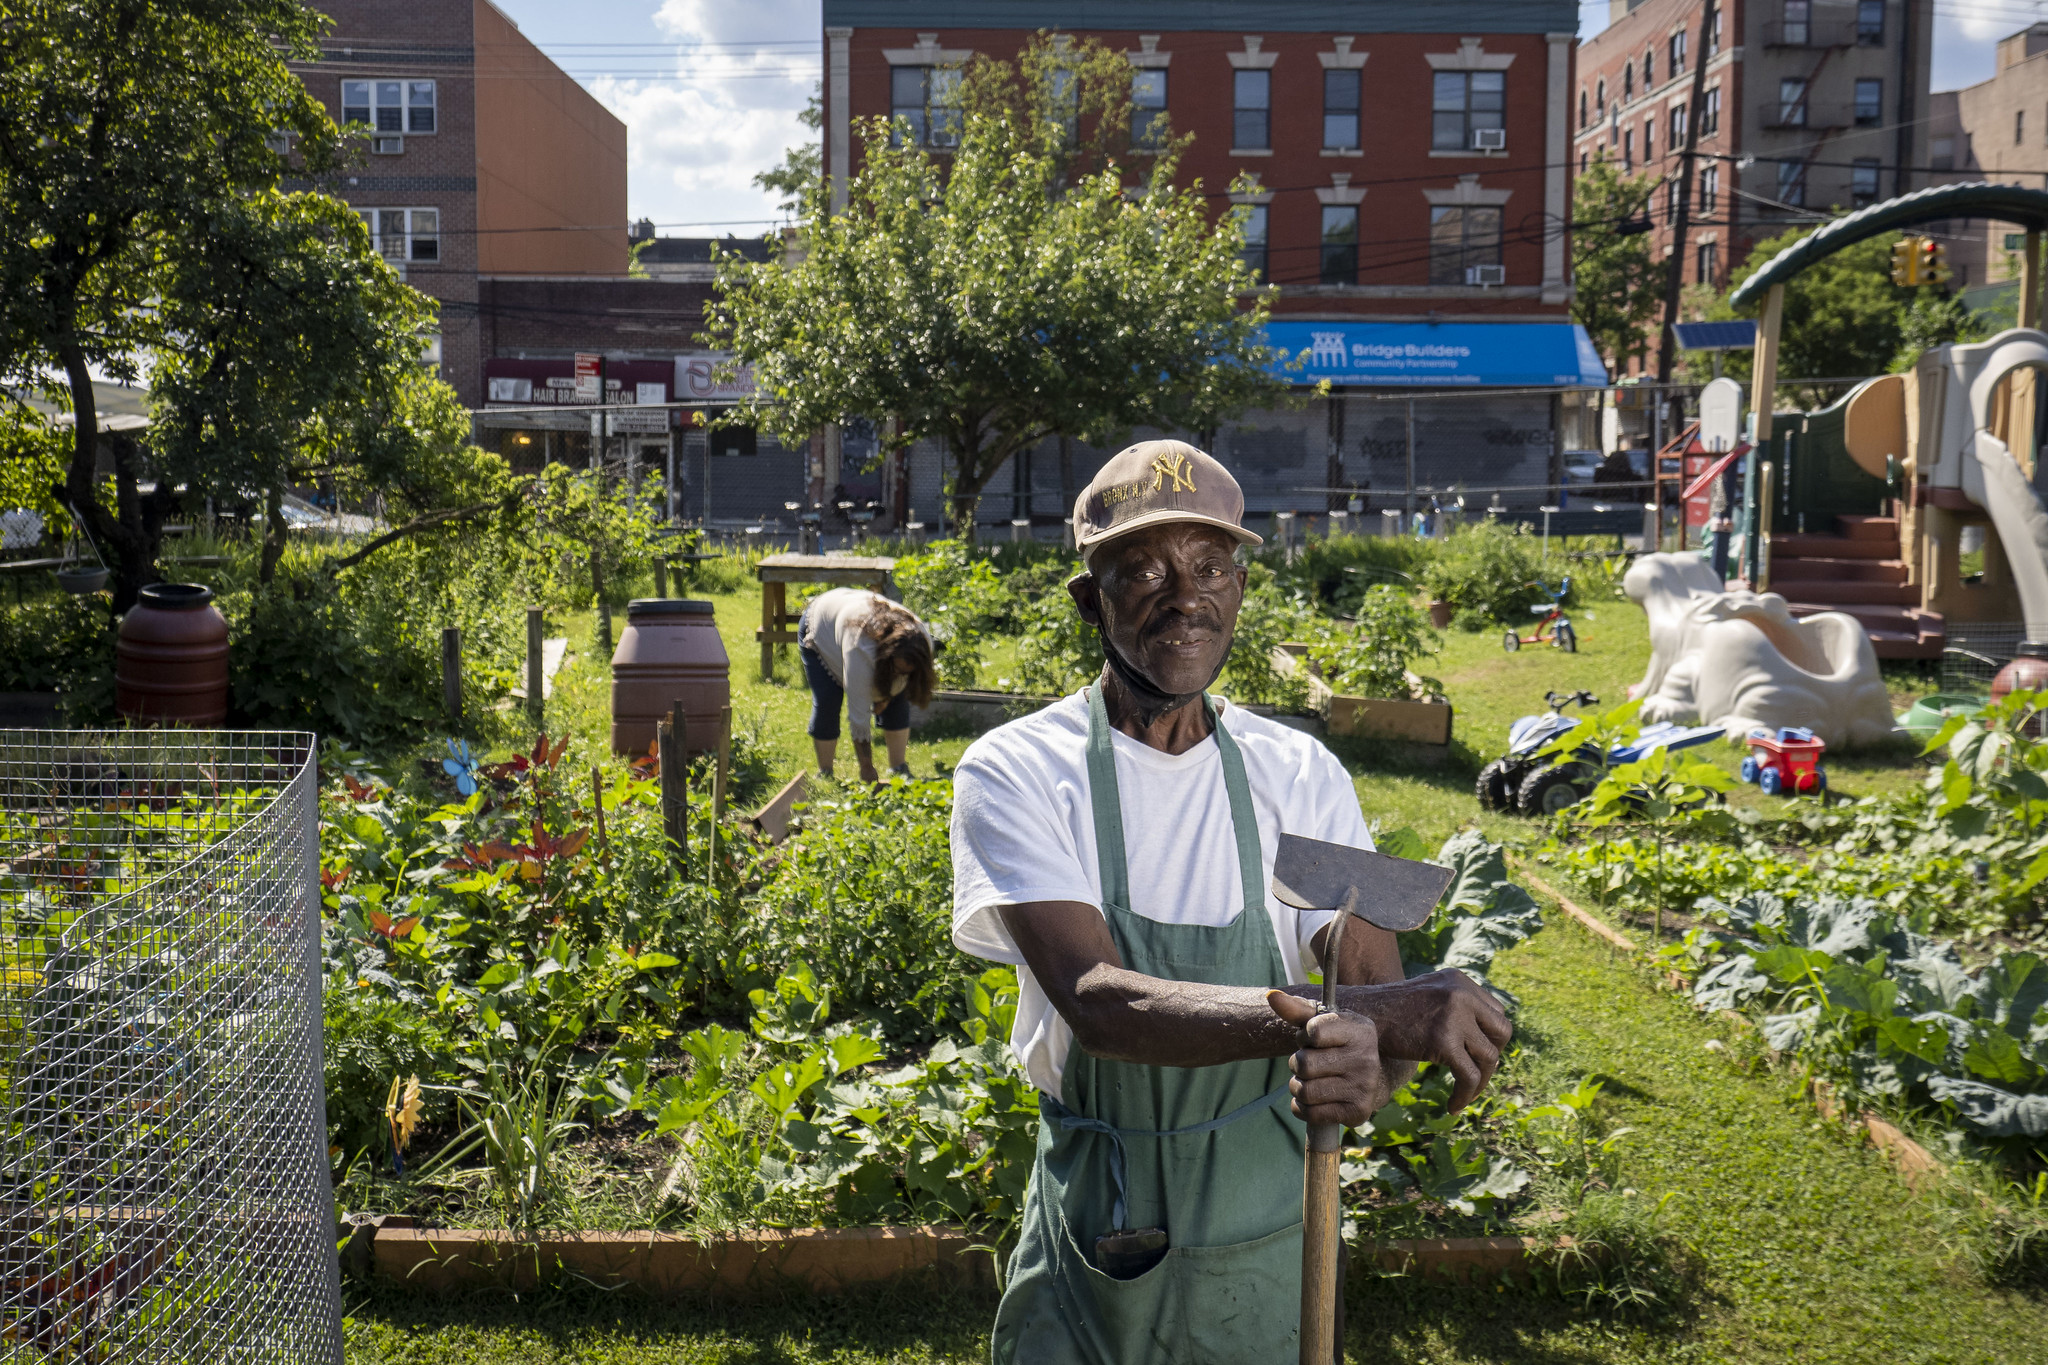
[
  {"xmin": 1917, "ymin": 236, "xmax": 1950, "ymax": 284},
  {"xmin": 1890, "ymin": 237, "xmax": 1920, "ymax": 286}
]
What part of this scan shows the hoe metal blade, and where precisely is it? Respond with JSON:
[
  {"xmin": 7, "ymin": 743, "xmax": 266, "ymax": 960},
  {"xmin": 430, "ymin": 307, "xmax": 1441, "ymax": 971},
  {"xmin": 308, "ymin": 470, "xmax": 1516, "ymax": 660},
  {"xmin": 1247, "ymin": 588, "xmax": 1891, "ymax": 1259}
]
[{"xmin": 1271, "ymin": 832, "xmax": 1454, "ymax": 933}]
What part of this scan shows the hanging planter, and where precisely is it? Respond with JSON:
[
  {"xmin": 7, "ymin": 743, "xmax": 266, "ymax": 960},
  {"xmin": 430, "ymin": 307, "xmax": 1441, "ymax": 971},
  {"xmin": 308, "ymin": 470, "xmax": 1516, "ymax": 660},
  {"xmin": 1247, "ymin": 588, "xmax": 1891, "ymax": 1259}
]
[{"xmin": 56, "ymin": 565, "xmax": 109, "ymax": 594}]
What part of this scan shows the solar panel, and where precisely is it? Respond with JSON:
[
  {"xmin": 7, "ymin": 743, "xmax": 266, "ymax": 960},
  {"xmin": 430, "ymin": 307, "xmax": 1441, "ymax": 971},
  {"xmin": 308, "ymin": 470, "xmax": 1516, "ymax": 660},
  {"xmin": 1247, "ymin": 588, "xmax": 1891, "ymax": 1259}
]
[{"xmin": 1672, "ymin": 320, "xmax": 1758, "ymax": 351}]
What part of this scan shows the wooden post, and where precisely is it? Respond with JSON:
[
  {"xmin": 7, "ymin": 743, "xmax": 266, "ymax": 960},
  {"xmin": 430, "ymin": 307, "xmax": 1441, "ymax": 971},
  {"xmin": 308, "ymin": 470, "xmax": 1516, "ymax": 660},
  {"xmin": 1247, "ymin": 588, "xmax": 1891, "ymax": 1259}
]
[
  {"xmin": 654, "ymin": 557, "xmax": 668, "ymax": 599},
  {"xmin": 712, "ymin": 705, "xmax": 732, "ymax": 821},
  {"xmin": 526, "ymin": 606, "xmax": 544, "ymax": 728},
  {"xmin": 592, "ymin": 551, "xmax": 613, "ymax": 656},
  {"xmin": 759, "ymin": 579, "xmax": 785, "ymax": 679},
  {"xmin": 1749, "ymin": 283, "xmax": 1786, "ymax": 451},
  {"xmin": 658, "ymin": 710, "xmax": 686, "ymax": 865},
  {"xmin": 2024, "ymin": 229, "xmax": 2042, "ymax": 332},
  {"xmin": 441, "ymin": 627, "xmax": 461, "ymax": 725}
]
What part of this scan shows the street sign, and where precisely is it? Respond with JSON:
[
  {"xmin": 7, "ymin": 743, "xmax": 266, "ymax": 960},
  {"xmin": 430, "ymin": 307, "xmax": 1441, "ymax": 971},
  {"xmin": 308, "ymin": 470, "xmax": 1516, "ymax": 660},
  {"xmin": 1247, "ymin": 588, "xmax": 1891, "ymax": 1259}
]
[
  {"xmin": 1699, "ymin": 376, "xmax": 1743, "ymax": 452},
  {"xmin": 574, "ymin": 352, "xmax": 602, "ymax": 403},
  {"xmin": 607, "ymin": 410, "xmax": 670, "ymax": 435}
]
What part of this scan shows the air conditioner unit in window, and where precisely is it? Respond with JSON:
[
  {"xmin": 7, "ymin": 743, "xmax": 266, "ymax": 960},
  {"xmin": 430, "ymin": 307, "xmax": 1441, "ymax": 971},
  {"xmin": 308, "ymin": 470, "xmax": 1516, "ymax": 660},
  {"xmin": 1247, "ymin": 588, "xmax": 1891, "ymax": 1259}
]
[
  {"xmin": 372, "ymin": 136, "xmax": 404, "ymax": 155},
  {"xmin": 1465, "ymin": 264, "xmax": 1506, "ymax": 287},
  {"xmin": 1471, "ymin": 128, "xmax": 1507, "ymax": 151}
]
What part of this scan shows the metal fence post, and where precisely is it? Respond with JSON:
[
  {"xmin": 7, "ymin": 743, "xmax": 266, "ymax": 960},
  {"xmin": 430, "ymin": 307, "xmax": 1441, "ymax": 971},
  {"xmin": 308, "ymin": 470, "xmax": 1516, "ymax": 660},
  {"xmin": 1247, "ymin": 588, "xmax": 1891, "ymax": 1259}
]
[
  {"xmin": 526, "ymin": 606, "xmax": 544, "ymax": 729},
  {"xmin": 442, "ymin": 626, "xmax": 462, "ymax": 725}
]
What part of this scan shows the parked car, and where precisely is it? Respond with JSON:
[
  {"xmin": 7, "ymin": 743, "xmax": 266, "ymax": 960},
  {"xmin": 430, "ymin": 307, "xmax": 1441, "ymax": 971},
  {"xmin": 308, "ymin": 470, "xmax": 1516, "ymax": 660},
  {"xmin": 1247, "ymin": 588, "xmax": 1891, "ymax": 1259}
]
[{"xmin": 1561, "ymin": 450, "xmax": 1603, "ymax": 485}]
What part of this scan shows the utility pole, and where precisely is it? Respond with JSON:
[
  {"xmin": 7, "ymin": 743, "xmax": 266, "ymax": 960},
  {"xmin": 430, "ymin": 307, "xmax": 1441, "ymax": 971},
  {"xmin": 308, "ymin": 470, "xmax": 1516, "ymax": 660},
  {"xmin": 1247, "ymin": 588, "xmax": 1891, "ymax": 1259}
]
[{"xmin": 1656, "ymin": 0, "xmax": 1719, "ymax": 384}]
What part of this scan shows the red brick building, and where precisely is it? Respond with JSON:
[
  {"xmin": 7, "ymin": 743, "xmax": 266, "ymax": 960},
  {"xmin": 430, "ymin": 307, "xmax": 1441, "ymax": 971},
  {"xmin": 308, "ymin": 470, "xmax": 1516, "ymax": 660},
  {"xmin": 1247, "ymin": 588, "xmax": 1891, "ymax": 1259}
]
[
  {"xmin": 821, "ymin": 2, "xmax": 1607, "ymax": 523},
  {"xmin": 286, "ymin": 0, "xmax": 633, "ymax": 407},
  {"xmin": 1573, "ymin": 0, "xmax": 1933, "ymax": 371}
]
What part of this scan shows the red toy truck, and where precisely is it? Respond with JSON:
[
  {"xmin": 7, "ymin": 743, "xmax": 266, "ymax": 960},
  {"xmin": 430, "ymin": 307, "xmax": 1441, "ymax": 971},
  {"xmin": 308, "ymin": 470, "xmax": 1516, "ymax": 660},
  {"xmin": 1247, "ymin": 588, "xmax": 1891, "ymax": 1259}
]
[{"xmin": 1740, "ymin": 727, "xmax": 1827, "ymax": 796}]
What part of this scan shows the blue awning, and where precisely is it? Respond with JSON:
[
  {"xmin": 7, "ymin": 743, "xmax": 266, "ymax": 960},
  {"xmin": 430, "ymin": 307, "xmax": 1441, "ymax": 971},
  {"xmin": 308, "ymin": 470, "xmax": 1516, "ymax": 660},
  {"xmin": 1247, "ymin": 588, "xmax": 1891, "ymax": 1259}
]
[{"xmin": 1259, "ymin": 321, "xmax": 1609, "ymax": 389}]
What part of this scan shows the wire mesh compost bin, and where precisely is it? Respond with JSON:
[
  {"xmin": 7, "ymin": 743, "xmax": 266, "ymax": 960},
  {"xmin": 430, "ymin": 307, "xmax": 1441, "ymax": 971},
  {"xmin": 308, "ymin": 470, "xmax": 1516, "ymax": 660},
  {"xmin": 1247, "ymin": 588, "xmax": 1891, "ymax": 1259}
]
[{"xmin": 0, "ymin": 730, "xmax": 341, "ymax": 1364}]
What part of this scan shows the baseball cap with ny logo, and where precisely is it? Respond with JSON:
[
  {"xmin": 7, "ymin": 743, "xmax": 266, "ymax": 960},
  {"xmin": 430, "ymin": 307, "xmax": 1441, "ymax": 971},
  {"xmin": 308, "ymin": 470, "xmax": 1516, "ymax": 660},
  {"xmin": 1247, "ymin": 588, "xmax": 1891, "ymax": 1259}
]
[{"xmin": 1070, "ymin": 440, "xmax": 1263, "ymax": 554}]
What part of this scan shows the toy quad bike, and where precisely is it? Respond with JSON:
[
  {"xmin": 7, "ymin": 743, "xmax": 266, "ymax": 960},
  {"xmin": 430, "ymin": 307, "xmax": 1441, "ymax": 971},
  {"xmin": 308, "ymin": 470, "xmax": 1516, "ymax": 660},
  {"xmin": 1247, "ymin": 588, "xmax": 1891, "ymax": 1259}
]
[
  {"xmin": 1476, "ymin": 689, "xmax": 1724, "ymax": 817},
  {"xmin": 1503, "ymin": 578, "xmax": 1578, "ymax": 653}
]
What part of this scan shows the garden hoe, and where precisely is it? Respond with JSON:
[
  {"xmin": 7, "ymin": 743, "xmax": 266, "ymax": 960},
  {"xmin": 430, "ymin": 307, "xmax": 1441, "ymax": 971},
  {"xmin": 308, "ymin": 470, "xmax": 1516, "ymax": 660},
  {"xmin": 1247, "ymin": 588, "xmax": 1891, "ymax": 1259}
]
[{"xmin": 1272, "ymin": 833, "xmax": 1454, "ymax": 1365}]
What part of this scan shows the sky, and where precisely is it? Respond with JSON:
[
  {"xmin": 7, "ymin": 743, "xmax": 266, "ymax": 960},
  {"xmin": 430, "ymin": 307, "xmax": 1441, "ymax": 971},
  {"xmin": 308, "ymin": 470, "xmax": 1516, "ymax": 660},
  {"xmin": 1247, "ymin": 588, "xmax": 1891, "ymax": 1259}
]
[{"xmin": 489, "ymin": 0, "xmax": 2037, "ymax": 240}]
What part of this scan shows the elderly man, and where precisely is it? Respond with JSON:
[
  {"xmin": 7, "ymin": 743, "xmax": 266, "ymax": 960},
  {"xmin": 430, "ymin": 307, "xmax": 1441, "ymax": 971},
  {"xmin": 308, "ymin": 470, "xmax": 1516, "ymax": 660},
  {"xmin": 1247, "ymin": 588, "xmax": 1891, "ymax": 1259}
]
[{"xmin": 950, "ymin": 440, "xmax": 1511, "ymax": 1364}]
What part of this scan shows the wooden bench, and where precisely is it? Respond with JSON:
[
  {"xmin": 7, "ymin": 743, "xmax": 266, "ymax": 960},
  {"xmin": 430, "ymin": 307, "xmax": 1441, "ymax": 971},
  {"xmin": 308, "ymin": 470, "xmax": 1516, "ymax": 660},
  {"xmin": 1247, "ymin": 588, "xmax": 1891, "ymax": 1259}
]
[{"xmin": 754, "ymin": 554, "xmax": 895, "ymax": 677}]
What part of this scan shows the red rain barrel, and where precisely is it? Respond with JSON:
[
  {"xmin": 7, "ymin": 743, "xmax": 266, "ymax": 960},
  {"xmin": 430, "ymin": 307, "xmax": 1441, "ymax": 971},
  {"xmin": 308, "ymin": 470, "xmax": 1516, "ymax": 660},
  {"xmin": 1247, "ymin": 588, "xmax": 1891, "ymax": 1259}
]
[
  {"xmin": 116, "ymin": 583, "xmax": 230, "ymax": 726},
  {"xmin": 610, "ymin": 599, "xmax": 731, "ymax": 757}
]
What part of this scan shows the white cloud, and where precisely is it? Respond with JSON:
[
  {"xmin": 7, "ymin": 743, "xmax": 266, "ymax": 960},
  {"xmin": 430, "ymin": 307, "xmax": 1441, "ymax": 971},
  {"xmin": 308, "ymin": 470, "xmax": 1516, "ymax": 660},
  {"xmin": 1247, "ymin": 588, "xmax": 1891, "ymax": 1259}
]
[{"xmin": 578, "ymin": 0, "xmax": 820, "ymax": 234}]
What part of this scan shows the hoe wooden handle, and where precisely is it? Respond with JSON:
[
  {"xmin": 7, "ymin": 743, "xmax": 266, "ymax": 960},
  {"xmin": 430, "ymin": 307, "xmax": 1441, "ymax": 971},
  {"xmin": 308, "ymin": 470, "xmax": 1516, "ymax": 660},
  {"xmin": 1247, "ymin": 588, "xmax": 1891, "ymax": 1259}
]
[{"xmin": 1300, "ymin": 1124, "xmax": 1342, "ymax": 1365}]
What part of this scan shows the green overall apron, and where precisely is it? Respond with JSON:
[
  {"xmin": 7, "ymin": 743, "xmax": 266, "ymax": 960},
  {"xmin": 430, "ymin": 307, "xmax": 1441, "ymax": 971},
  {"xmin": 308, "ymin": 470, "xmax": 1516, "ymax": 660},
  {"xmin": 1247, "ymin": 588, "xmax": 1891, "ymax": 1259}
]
[{"xmin": 991, "ymin": 686, "xmax": 1306, "ymax": 1365}]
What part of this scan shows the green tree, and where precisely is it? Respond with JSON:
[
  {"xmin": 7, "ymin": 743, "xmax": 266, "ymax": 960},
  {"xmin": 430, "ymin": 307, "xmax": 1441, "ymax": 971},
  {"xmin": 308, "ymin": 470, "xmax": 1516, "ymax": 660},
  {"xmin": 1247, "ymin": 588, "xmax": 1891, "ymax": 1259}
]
[
  {"xmin": 708, "ymin": 34, "xmax": 1291, "ymax": 535},
  {"xmin": 1570, "ymin": 155, "xmax": 1665, "ymax": 376},
  {"xmin": 1705, "ymin": 226, "xmax": 1957, "ymax": 387},
  {"xmin": 148, "ymin": 189, "xmax": 507, "ymax": 585},
  {"xmin": 0, "ymin": 1, "xmax": 496, "ymax": 607},
  {"xmin": 754, "ymin": 88, "xmax": 822, "ymax": 218}
]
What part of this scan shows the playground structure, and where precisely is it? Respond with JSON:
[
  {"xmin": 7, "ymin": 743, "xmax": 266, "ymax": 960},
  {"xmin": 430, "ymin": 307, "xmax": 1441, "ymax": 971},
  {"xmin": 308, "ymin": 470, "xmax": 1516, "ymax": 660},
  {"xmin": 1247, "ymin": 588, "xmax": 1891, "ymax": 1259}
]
[{"xmin": 1700, "ymin": 183, "xmax": 2048, "ymax": 662}]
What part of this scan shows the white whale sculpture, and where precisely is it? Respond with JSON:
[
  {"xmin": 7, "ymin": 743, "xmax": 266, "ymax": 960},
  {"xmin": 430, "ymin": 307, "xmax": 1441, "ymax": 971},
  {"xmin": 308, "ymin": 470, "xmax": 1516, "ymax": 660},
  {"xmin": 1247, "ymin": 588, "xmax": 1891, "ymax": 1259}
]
[{"xmin": 1623, "ymin": 553, "xmax": 1897, "ymax": 750}]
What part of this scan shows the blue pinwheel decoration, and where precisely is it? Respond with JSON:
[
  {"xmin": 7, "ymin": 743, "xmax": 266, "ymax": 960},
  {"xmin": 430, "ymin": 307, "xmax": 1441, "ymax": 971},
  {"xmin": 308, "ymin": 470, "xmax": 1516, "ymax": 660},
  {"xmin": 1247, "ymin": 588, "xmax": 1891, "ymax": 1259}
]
[{"xmin": 442, "ymin": 739, "xmax": 480, "ymax": 796}]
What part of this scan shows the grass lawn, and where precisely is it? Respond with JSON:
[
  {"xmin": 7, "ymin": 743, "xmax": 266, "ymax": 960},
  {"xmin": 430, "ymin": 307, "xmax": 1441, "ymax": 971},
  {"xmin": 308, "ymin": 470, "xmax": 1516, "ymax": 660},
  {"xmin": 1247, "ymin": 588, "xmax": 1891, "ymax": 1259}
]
[{"xmin": 348, "ymin": 573, "xmax": 2029, "ymax": 1363}]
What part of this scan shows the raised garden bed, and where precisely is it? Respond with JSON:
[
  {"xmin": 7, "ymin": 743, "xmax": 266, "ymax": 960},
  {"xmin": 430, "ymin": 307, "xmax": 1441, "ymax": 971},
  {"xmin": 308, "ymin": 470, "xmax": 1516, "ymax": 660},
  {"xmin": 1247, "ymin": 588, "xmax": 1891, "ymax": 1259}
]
[{"xmin": 347, "ymin": 1220, "xmax": 1586, "ymax": 1296}]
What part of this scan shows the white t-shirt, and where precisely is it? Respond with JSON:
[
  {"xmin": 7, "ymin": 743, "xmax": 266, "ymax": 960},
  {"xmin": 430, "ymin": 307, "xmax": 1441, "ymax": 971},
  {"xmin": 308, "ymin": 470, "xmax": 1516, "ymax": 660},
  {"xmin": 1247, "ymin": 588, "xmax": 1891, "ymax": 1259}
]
[{"xmin": 950, "ymin": 691, "xmax": 1373, "ymax": 1097}]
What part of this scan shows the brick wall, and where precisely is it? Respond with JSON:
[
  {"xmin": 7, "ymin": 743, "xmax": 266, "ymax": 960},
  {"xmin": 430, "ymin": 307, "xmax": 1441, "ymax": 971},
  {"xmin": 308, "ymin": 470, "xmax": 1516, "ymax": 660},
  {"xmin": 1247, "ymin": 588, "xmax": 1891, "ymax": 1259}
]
[{"xmin": 828, "ymin": 23, "xmax": 1571, "ymax": 316}]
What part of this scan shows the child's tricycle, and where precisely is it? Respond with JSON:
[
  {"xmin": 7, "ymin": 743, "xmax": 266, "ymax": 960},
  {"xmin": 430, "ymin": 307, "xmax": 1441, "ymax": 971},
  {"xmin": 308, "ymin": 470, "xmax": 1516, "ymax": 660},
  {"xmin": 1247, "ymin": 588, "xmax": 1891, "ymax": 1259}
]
[{"xmin": 1739, "ymin": 727, "xmax": 1827, "ymax": 796}]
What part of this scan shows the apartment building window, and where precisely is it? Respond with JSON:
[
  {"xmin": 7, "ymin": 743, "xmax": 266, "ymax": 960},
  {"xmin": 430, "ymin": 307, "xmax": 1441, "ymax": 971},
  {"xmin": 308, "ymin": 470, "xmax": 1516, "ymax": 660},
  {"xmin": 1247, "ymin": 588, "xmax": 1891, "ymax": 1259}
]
[
  {"xmin": 1699, "ymin": 163, "xmax": 1719, "ymax": 215},
  {"xmin": 2020, "ymin": 109, "xmax": 2029, "ymax": 146},
  {"xmin": 1782, "ymin": 1, "xmax": 1811, "ymax": 46},
  {"xmin": 1596, "ymin": 77, "xmax": 1606, "ymax": 119},
  {"xmin": 1710, "ymin": 8, "xmax": 1723, "ymax": 54},
  {"xmin": 1433, "ymin": 71, "xmax": 1506, "ymax": 151},
  {"xmin": 1320, "ymin": 206, "xmax": 1358, "ymax": 285},
  {"xmin": 1132, "ymin": 70, "xmax": 1168, "ymax": 148},
  {"xmin": 1697, "ymin": 240, "xmax": 1719, "ymax": 285},
  {"xmin": 1702, "ymin": 88, "xmax": 1721, "ymax": 136},
  {"xmin": 1855, "ymin": 78, "xmax": 1883, "ymax": 125},
  {"xmin": 1429, "ymin": 205, "xmax": 1501, "ymax": 285},
  {"xmin": 356, "ymin": 207, "xmax": 439, "ymax": 264},
  {"xmin": 1672, "ymin": 101, "xmax": 1687, "ymax": 144},
  {"xmin": 1852, "ymin": 158, "xmax": 1881, "ymax": 206},
  {"xmin": 1777, "ymin": 159, "xmax": 1807, "ymax": 207},
  {"xmin": 1930, "ymin": 136, "xmax": 1955, "ymax": 171},
  {"xmin": 1623, "ymin": 128, "xmax": 1634, "ymax": 169},
  {"xmin": 1857, "ymin": 0, "xmax": 1885, "ymax": 45},
  {"xmin": 1670, "ymin": 29, "xmax": 1686, "ymax": 76},
  {"xmin": 1234, "ymin": 70, "xmax": 1271, "ymax": 150},
  {"xmin": 1643, "ymin": 49, "xmax": 1655, "ymax": 91},
  {"xmin": 1623, "ymin": 63, "xmax": 1634, "ymax": 102},
  {"xmin": 1324, "ymin": 69, "xmax": 1361, "ymax": 150},
  {"xmin": 341, "ymin": 80, "xmax": 435, "ymax": 134},
  {"xmin": 1581, "ymin": 151, "xmax": 1590, "ymax": 175},
  {"xmin": 1239, "ymin": 204, "xmax": 1269, "ymax": 280},
  {"xmin": 891, "ymin": 66, "xmax": 963, "ymax": 147},
  {"xmin": 1778, "ymin": 77, "xmax": 1809, "ymax": 127},
  {"xmin": 1580, "ymin": 88, "xmax": 1589, "ymax": 130},
  {"xmin": 1645, "ymin": 114, "xmax": 1655, "ymax": 160},
  {"xmin": 419, "ymin": 331, "xmax": 443, "ymax": 370}
]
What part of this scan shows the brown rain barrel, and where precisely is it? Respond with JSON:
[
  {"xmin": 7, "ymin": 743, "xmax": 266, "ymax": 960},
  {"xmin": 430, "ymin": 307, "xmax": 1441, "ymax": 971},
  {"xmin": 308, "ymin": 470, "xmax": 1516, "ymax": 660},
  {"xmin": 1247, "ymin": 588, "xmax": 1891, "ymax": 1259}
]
[
  {"xmin": 611, "ymin": 599, "xmax": 731, "ymax": 757},
  {"xmin": 116, "ymin": 583, "xmax": 230, "ymax": 726}
]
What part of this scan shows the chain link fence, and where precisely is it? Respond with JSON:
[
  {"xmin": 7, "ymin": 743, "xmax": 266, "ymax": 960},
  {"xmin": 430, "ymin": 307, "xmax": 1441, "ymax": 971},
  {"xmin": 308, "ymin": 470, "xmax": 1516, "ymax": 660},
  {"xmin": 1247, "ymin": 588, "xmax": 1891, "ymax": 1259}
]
[{"xmin": 0, "ymin": 730, "xmax": 340, "ymax": 1365}]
